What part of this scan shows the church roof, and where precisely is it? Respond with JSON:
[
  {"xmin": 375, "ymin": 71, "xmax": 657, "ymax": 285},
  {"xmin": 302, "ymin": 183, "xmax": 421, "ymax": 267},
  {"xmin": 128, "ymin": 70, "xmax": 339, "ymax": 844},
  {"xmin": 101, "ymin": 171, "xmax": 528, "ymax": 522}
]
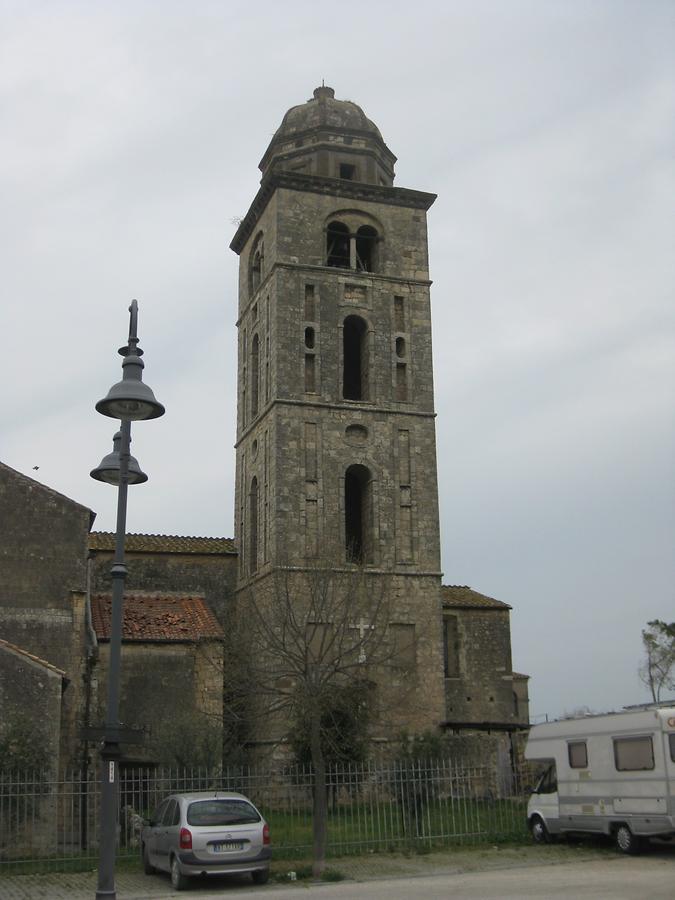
[
  {"xmin": 89, "ymin": 532, "xmax": 236, "ymax": 555},
  {"xmin": 442, "ymin": 585, "xmax": 511, "ymax": 610},
  {"xmin": 0, "ymin": 638, "xmax": 67, "ymax": 678},
  {"xmin": 91, "ymin": 593, "xmax": 224, "ymax": 642}
]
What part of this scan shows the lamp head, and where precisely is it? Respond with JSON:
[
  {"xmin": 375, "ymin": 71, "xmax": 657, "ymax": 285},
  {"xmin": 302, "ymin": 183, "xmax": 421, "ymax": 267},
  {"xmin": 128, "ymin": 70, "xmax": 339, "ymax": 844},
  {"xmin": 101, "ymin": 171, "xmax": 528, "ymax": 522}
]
[
  {"xmin": 90, "ymin": 431, "xmax": 148, "ymax": 485},
  {"xmin": 96, "ymin": 352, "xmax": 165, "ymax": 421}
]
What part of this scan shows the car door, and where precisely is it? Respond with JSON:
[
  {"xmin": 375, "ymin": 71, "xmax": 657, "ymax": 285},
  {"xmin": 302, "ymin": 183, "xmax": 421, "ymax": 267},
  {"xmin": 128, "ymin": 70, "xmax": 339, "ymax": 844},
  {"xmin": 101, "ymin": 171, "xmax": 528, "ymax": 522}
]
[
  {"xmin": 145, "ymin": 799, "xmax": 169, "ymax": 869},
  {"xmin": 155, "ymin": 798, "xmax": 181, "ymax": 869}
]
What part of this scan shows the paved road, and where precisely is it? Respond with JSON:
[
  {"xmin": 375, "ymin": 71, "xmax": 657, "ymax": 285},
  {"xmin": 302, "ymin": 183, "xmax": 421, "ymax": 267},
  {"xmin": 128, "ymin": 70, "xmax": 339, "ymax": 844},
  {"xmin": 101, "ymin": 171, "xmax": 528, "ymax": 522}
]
[
  {"xmin": 149, "ymin": 855, "xmax": 675, "ymax": 900},
  {"xmin": 1, "ymin": 846, "xmax": 673, "ymax": 899}
]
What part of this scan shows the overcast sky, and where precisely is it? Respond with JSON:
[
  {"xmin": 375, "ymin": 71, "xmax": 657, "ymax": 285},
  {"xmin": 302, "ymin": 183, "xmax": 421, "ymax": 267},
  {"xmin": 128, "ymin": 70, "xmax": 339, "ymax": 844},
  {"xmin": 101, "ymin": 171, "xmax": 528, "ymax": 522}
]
[{"xmin": 2, "ymin": 0, "xmax": 673, "ymax": 721}]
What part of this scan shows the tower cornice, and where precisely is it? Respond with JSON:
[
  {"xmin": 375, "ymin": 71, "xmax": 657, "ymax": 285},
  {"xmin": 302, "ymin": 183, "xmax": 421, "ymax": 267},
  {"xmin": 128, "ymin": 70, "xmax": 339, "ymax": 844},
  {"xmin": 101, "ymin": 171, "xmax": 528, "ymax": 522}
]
[
  {"xmin": 234, "ymin": 398, "xmax": 437, "ymax": 448},
  {"xmin": 230, "ymin": 172, "xmax": 437, "ymax": 255}
]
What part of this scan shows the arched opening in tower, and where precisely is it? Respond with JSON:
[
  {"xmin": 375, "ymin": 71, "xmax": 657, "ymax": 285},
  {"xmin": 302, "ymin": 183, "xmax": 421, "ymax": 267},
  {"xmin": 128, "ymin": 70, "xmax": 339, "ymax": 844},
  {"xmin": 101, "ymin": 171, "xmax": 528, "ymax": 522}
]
[
  {"xmin": 345, "ymin": 464, "xmax": 372, "ymax": 564},
  {"xmin": 343, "ymin": 315, "xmax": 368, "ymax": 401},
  {"xmin": 355, "ymin": 225, "xmax": 378, "ymax": 272},
  {"xmin": 326, "ymin": 221, "xmax": 350, "ymax": 268}
]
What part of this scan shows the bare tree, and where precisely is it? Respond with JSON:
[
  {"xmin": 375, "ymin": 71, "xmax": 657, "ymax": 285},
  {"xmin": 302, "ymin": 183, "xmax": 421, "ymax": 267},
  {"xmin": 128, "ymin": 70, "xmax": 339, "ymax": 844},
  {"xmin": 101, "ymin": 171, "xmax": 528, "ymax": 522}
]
[
  {"xmin": 639, "ymin": 620, "xmax": 675, "ymax": 703},
  {"xmin": 229, "ymin": 561, "xmax": 405, "ymax": 876}
]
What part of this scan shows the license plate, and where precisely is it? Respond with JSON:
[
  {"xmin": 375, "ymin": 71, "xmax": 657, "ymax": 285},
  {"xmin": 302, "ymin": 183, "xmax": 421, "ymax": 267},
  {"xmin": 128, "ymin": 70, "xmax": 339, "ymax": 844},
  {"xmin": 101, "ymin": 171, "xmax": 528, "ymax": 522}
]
[{"xmin": 212, "ymin": 841, "xmax": 244, "ymax": 852}]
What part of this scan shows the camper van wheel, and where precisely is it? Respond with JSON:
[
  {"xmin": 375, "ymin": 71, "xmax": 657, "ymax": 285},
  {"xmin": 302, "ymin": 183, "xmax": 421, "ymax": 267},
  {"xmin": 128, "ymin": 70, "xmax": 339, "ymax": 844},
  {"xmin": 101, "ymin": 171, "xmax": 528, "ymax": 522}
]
[
  {"xmin": 615, "ymin": 824, "xmax": 643, "ymax": 855},
  {"xmin": 530, "ymin": 815, "xmax": 550, "ymax": 844}
]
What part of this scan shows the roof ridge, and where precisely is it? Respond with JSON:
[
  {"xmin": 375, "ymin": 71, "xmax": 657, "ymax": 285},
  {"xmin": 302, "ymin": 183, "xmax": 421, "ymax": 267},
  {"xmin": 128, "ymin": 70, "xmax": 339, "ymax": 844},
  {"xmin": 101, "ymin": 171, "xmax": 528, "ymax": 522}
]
[
  {"xmin": 0, "ymin": 461, "xmax": 94, "ymax": 519},
  {"xmin": 0, "ymin": 638, "xmax": 67, "ymax": 676}
]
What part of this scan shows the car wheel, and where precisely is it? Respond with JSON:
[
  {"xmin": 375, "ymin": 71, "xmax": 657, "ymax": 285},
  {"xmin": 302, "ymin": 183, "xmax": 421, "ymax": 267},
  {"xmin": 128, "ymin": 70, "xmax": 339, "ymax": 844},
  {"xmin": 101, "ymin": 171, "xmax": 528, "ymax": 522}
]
[
  {"xmin": 530, "ymin": 815, "xmax": 550, "ymax": 844},
  {"xmin": 170, "ymin": 855, "xmax": 188, "ymax": 891},
  {"xmin": 142, "ymin": 844, "xmax": 155, "ymax": 875},
  {"xmin": 615, "ymin": 824, "xmax": 643, "ymax": 855},
  {"xmin": 251, "ymin": 868, "xmax": 270, "ymax": 885}
]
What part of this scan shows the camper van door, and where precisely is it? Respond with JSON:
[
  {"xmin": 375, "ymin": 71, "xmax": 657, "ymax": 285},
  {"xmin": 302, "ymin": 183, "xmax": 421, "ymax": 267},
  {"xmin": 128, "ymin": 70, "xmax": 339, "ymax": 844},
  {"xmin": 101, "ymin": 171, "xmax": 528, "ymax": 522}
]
[{"xmin": 528, "ymin": 763, "xmax": 560, "ymax": 841}]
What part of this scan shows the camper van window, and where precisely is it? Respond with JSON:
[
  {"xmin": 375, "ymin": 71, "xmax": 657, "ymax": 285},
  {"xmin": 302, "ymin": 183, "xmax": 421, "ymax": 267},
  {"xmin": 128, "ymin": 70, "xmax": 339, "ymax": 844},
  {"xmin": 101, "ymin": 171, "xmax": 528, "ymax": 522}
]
[
  {"xmin": 669, "ymin": 734, "xmax": 675, "ymax": 763},
  {"xmin": 613, "ymin": 735, "xmax": 654, "ymax": 771},
  {"xmin": 568, "ymin": 741, "xmax": 588, "ymax": 768},
  {"xmin": 535, "ymin": 764, "xmax": 557, "ymax": 794}
]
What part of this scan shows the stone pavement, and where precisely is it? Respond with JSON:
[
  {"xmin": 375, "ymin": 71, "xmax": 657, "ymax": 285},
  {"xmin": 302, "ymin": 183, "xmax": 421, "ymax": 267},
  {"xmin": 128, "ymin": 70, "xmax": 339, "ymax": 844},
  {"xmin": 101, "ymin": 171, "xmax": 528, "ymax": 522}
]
[{"xmin": 0, "ymin": 843, "xmax": 629, "ymax": 899}]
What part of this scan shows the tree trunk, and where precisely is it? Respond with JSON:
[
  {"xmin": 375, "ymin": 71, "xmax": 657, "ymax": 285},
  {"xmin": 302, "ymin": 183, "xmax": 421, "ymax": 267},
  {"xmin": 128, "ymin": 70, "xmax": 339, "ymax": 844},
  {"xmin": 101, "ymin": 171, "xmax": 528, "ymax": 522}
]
[{"xmin": 310, "ymin": 712, "xmax": 327, "ymax": 878}]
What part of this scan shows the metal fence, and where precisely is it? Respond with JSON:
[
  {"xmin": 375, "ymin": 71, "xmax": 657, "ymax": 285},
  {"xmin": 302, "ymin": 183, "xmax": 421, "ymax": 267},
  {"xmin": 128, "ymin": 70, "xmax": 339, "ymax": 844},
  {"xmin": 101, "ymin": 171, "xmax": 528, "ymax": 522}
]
[{"xmin": 0, "ymin": 758, "xmax": 532, "ymax": 874}]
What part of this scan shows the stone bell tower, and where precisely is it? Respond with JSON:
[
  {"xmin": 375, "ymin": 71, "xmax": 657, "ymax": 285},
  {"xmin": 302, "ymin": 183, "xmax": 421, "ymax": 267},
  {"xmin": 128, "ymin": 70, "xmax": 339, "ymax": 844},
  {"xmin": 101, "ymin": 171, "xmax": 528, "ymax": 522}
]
[{"xmin": 230, "ymin": 86, "xmax": 445, "ymax": 736}]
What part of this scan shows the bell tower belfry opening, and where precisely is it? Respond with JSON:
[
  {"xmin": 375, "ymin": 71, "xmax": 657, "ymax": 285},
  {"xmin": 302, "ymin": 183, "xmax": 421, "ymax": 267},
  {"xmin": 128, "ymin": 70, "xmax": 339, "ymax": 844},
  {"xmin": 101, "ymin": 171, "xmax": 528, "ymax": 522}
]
[{"xmin": 230, "ymin": 86, "xmax": 446, "ymax": 741}]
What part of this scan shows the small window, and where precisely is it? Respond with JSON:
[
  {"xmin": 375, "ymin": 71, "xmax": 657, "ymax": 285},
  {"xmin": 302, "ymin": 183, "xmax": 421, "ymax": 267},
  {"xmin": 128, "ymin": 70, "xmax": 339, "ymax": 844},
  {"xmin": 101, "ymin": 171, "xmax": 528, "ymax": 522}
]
[
  {"xmin": 305, "ymin": 326, "xmax": 315, "ymax": 349},
  {"xmin": 343, "ymin": 315, "xmax": 368, "ymax": 401},
  {"xmin": 614, "ymin": 736, "xmax": 654, "ymax": 771},
  {"xmin": 395, "ymin": 337, "xmax": 406, "ymax": 358},
  {"xmin": 340, "ymin": 163, "xmax": 356, "ymax": 180},
  {"xmin": 568, "ymin": 741, "xmax": 588, "ymax": 768},
  {"xmin": 669, "ymin": 733, "xmax": 675, "ymax": 763}
]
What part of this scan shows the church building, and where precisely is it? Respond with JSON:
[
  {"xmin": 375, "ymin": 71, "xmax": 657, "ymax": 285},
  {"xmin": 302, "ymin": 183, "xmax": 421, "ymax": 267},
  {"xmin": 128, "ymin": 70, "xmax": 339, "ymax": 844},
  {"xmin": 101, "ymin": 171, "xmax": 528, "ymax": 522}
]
[{"xmin": 0, "ymin": 87, "xmax": 528, "ymax": 772}]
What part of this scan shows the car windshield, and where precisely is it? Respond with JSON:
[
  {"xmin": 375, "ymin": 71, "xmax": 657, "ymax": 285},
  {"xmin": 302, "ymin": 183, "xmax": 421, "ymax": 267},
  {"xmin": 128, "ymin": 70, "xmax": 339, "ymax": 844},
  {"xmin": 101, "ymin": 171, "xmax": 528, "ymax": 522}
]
[{"xmin": 187, "ymin": 799, "xmax": 261, "ymax": 826}]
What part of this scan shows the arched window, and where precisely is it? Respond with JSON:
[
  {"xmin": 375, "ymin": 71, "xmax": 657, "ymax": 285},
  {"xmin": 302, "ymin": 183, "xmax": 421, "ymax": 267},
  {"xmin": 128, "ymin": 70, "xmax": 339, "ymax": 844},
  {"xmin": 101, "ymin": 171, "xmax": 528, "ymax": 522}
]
[
  {"xmin": 251, "ymin": 333, "xmax": 259, "ymax": 417},
  {"xmin": 355, "ymin": 225, "xmax": 377, "ymax": 272},
  {"xmin": 343, "ymin": 315, "xmax": 368, "ymax": 401},
  {"xmin": 249, "ymin": 476, "xmax": 259, "ymax": 574},
  {"xmin": 345, "ymin": 464, "xmax": 372, "ymax": 564},
  {"xmin": 326, "ymin": 220, "xmax": 379, "ymax": 271},
  {"xmin": 326, "ymin": 222, "xmax": 350, "ymax": 268},
  {"xmin": 249, "ymin": 234, "xmax": 264, "ymax": 295}
]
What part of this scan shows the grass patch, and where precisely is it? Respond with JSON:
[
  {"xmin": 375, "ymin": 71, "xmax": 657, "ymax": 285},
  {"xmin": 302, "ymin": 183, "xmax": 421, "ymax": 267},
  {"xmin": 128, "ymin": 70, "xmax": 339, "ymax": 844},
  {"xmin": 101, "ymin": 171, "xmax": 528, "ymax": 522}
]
[{"xmin": 321, "ymin": 868, "xmax": 345, "ymax": 881}]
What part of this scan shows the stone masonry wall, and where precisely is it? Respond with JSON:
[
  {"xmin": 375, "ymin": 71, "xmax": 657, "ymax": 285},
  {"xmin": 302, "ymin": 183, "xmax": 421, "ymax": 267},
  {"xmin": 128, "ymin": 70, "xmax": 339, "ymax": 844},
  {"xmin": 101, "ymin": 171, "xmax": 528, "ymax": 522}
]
[
  {"xmin": 0, "ymin": 464, "xmax": 93, "ymax": 770},
  {"xmin": 94, "ymin": 640, "xmax": 224, "ymax": 764},
  {"xmin": 444, "ymin": 609, "xmax": 516, "ymax": 725},
  {"xmin": 88, "ymin": 551, "xmax": 236, "ymax": 627}
]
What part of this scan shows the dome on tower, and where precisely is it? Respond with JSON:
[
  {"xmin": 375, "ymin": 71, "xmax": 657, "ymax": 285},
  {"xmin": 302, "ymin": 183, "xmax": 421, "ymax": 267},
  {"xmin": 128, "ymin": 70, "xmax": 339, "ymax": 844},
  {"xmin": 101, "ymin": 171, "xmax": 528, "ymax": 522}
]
[
  {"xmin": 259, "ymin": 86, "xmax": 396, "ymax": 186},
  {"xmin": 273, "ymin": 86, "xmax": 384, "ymax": 143}
]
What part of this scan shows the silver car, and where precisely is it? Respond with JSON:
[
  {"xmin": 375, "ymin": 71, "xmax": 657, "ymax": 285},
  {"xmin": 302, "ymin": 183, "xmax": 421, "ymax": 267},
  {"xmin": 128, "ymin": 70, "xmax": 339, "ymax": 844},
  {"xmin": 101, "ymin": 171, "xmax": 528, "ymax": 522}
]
[{"xmin": 141, "ymin": 791, "xmax": 271, "ymax": 890}]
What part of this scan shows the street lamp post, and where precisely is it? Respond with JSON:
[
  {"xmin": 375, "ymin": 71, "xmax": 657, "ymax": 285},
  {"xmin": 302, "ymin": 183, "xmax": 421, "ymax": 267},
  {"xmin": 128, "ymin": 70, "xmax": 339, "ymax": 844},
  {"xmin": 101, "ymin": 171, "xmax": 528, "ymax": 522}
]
[{"xmin": 90, "ymin": 300, "xmax": 164, "ymax": 900}]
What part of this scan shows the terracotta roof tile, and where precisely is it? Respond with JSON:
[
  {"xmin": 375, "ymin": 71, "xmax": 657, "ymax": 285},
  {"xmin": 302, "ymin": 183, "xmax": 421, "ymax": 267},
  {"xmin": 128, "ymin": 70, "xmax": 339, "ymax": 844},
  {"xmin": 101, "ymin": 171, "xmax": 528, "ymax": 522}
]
[
  {"xmin": 89, "ymin": 532, "xmax": 236, "ymax": 555},
  {"xmin": 91, "ymin": 594, "xmax": 224, "ymax": 642},
  {"xmin": 442, "ymin": 585, "xmax": 511, "ymax": 610}
]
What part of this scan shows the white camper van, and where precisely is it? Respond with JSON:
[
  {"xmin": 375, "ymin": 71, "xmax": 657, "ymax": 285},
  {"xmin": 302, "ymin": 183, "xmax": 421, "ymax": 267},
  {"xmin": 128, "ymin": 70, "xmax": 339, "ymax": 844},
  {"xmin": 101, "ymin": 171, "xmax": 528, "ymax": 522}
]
[{"xmin": 525, "ymin": 706, "xmax": 675, "ymax": 853}]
